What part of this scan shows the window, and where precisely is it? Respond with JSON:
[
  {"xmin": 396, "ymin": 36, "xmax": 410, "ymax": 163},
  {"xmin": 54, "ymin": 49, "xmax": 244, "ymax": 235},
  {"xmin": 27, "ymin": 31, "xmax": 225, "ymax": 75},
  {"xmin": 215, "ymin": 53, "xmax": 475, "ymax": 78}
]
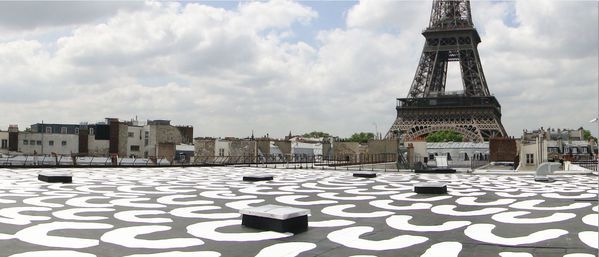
[
  {"xmin": 428, "ymin": 154, "xmax": 434, "ymax": 160},
  {"xmin": 446, "ymin": 153, "xmax": 452, "ymax": 161},
  {"xmin": 128, "ymin": 132, "xmax": 134, "ymax": 138},
  {"xmin": 144, "ymin": 139, "xmax": 149, "ymax": 146},
  {"xmin": 526, "ymin": 153, "xmax": 534, "ymax": 164},
  {"xmin": 61, "ymin": 141, "xmax": 67, "ymax": 146},
  {"xmin": 75, "ymin": 128, "xmax": 79, "ymax": 134},
  {"xmin": 61, "ymin": 127, "xmax": 67, "ymax": 134},
  {"xmin": 144, "ymin": 131, "xmax": 149, "ymax": 139},
  {"xmin": 45, "ymin": 127, "xmax": 52, "ymax": 133},
  {"xmin": 130, "ymin": 145, "xmax": 140, "ymax": 151},
  {"xmin": 571, "ymin": 147, "xmax": 578, "ymax": 154},
  {"xmin": 36, "ymin": 141, "xmax": 42, "ymax": 145},
  {"xmin": 30, "ymin": 140, "xmax": 35, "ymax": 145},
  {"xmin": 89, "ymin": 128, "xmax": 94, "ymax": 135},
  {"xmin": 1, "ymin": 139, "xmax": 6, "ymax": 149},
  {"xmin": 23, "ymin": 140, "xmax": 28, "ymax": 145},
  {"xmin": 464, "ymin": 153, "xmax": 469, "ymax": 161},
  {"xmin": 49, "ymin": 140, "xmax": 54, "ymax": 146},
  {"xmin": 581, "ymin": 147, "xmax": 588, "ymax": 154},
  {"xmin": 218, "ymin": 148, "xmax": 225, "ymax": 157}
]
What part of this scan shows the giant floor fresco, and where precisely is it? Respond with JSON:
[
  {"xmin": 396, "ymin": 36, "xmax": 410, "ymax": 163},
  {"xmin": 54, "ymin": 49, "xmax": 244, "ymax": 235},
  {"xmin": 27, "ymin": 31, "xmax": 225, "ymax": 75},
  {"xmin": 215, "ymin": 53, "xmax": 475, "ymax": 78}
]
[{"xmin": 0, "ymin": 167, "xmax": 596, "ymax": 257}]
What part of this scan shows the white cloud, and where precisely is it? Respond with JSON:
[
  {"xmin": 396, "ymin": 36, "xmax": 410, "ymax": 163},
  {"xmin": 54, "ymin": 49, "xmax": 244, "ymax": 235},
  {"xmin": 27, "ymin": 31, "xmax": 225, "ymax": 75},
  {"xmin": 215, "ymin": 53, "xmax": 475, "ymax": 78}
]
[
  {"xmin": 0, "ymin": 2, "xmax": 144, "ymax": 30},
  {"xmin": 0, "ymin": 0, "xmax": 596, "ymax": 139}
]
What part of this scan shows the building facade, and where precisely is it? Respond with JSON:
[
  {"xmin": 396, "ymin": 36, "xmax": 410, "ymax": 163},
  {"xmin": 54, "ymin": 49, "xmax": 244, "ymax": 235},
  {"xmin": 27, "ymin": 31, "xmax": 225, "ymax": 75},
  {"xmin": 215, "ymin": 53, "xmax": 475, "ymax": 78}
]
[
  {"xmin": 5, "ymin": 118, "xmax": 192, "ymax": 162},
  {"xmin": 518, "ymin": 127, "xmax": 595, "ymax": 171},
  {"xmin": 0, "ymin": 130, "xmax": 8, "ymax": 155}
]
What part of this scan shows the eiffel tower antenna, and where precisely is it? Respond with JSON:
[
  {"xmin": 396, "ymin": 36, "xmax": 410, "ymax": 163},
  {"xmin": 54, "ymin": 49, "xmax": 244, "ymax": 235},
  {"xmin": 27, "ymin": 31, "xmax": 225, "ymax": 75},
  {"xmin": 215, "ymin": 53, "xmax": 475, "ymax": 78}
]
[{"xmin": 386, "ymin": 0, "xmax": 507, "ymax": 142}]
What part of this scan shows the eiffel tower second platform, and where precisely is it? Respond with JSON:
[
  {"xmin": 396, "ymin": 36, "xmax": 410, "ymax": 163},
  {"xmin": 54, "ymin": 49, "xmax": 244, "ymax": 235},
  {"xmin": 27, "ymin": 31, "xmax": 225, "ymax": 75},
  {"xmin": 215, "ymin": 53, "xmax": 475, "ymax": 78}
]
[{"xmin": 388, "ymin": 94, "xmax": 505, "ymax": 142}]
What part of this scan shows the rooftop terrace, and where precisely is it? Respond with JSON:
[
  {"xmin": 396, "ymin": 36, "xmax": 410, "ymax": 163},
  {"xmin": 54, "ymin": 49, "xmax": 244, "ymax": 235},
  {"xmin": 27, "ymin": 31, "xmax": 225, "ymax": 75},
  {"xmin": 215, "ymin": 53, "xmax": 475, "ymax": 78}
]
[{"xmin": 0, "ymin": 167, "xmax": 596, "ymax": 257}]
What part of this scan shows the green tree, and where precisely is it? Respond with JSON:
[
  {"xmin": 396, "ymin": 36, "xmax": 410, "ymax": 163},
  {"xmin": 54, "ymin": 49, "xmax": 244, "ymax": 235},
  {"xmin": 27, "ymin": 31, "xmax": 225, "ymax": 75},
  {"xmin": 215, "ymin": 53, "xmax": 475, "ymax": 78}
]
[
  {"xmin": 346, "ymin": 132, "xmax": 375, "ymax": 143},
  {"xmin": 425, "ymin": 131, "xmax": 463, "ymax": 142},
  {"xmin": 302, "ymin": 131, "xmax": 331, "ymax": 138},
  {"xmin": 583, "ymin": 130, "xmax": 597, "ymax": 142}
]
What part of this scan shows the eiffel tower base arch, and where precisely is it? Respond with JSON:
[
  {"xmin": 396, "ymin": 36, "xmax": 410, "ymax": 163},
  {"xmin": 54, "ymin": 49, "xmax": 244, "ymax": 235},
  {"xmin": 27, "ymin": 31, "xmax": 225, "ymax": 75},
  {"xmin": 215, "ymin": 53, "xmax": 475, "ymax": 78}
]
[{"xmin": 385, "ymin": 96, "xmax": 507, "ymax": 142}]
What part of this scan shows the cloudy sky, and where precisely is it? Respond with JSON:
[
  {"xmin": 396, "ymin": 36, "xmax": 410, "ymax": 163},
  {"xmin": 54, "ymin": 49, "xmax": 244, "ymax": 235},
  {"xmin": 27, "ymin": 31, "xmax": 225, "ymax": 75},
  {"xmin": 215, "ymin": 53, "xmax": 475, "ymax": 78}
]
[{"xmin": 0, "ymin": 0, "xmax": 597, "ymax": 138}]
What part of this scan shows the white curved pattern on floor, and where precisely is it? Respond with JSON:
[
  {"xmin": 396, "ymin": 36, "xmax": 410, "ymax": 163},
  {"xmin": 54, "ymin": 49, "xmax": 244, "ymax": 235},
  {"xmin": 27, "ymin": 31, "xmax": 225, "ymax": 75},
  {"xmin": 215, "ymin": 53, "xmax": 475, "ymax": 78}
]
[
  {"xmin": 327, "ymin": 226, "xmax": 428, "ymax": 251},
  {"xmin": 254, "ymin": 242, "xmax": 316, "ymax": 257},
  {"xmin": 344, "ymin": 188, "xmax": 398, "ymax": 195},
  {"xmin": 390, "ymin": 193, "xmax": 452, "ymax": 202},
  {"xmin": 186, "ymin": 220, "xmax": 292, "ymax": 241},
  {"xmin": 386, "ymin": 215, "xmax": 470, "ymax": 232},
  {"xmin": 369, "ymin": 200, "xmax": 431, "ymax": 211},
  {"xmin": 200, "ymin": 191, "xmax": 257, "ymax": 200},
  {"xmin": 321, "ymin": 204, "xmax": 393, "ymax": 218},
  {"xmin": 308, "ymin": 219, "xmax": 355, "ymax": 227},
  {"xmin": 541, "ymin": 193, "xmax": 596, "ymax": 199},
  {"xmin": 0, "ymin": 233, "xmax": 15, "ymax": 240},
  {"xmin": 420, "ymin": 242, "xmax": 462, "ymax": 257},
  {"xmin": 170, "ymin": 206, "xmax": 240, "ymax": 219},
  {"xmin": 238, "ymin": 186, "xmax": 293, "ymax": 196},
  {"xmin": 224, "ymin": 199, "xmax": 265, "ymax": 210},
  {"xmin": 455, "ymin": 197, "xmax": 515, "ymax": 206},
  {"xmin": 15, "ymin": 222, "xmax": 113, "ymax": 248},
  {"xmin": 495, "ymin": 192, "xmax": 537, "ymax": 198},
  {"xmin": 100, "ymin": 225, "xmax": 204, "ymax": 249},
  {"xmin": 563, "ymin": 253, "xmax": 597, "ymax": 257},
  {"xmin": 509, "ymin": 200, "xmax": 591, "ymax": 211},
  {"xmin": 65, "ymin": 196, "xmax": 114, "ymax": 208},
  {"xmin": 114, "ymin": 210, "xmax": 173, "ymax": 223},
  {"xmin": 464, "ymin": 224, "xmax": 568, "ymax": 246},
  {"xmin": 275, "ymin": 195, "xmax": 337, "ymax": 206},
  {"xmin": 317, "ymin": 192, "xmax": 375, "ymax": 201},
  {"xmin": 0, "ymin": 207, "xmax": 51, "ymax": 225},
  {"xmin": 581, "ymin": 214, "xmax": 598, "ymax": 227},
  {"xmin": 122, "ymin": 251, "xmax": 221, "ymax": 257},
  {"xmin": 498, "ymin": 252, "xmax": 533, "ymax": 257},
  {"xmin": 156, "ymin": 195, "xmax": 214, "ymax": 206},
  {"xmin": 578, "ymin": 231, "xmax": 598, "ymax": 249},
  {"xmin": 53, "ymin": 208, "xmax": 114, "ymax": 221},
  {"xmin": 110, "ymin": 198, "xmax": 166, "ymax": 209},
  {"xmin": 8, "ymin": 250, "xmax": 97, "ymax": 257},
  {"xmin": 22, "ymin": 195, "xmax": 69, "ymax": 208},
  {"xmin": 431, "ymin": 205, "xmax": 506, "ymax": 216},
  {"xmin": 491, "ymin": 211, "xmax": 576, "ymax": 224}
]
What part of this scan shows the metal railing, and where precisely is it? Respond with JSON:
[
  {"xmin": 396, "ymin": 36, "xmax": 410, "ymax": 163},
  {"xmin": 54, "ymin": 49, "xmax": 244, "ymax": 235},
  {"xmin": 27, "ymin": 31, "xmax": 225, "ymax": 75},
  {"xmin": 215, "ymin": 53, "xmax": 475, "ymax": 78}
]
[
  {"xmin": 0, "ymin": 154, "xmax": 172, "ymax": 167},
  {"xmin": 402, "ymin": 156, "xmax": 490, "ymax": 171},
  {"xmin": 0, "ymin": 153, "xmax": 400, "ymax": 169},
  {"xmin": 191, "ymin": 153, "xmax": 398, "ymax": 166},
  {"xmin": 571, "ymin": 160, "xmax": 598, "ymax": 171}
]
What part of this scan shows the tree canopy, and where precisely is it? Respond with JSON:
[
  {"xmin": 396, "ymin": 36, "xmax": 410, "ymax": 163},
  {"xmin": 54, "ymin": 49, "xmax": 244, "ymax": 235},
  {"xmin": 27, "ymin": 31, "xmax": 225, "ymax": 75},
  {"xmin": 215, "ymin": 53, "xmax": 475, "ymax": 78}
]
[
  {"xmin": 425, "ymin": 131, "xmax": 463, "ymax": 142},
  {"xmin": 302, "ymin": 131, "xmax": 331, "ymax": 138},
  {"xmin": 583, "ymin": 129, "xmax": 597, "ymax": 142},
  {"xmin": 345, "ymin": 132, "xmax": 375, "ymax": 143}
]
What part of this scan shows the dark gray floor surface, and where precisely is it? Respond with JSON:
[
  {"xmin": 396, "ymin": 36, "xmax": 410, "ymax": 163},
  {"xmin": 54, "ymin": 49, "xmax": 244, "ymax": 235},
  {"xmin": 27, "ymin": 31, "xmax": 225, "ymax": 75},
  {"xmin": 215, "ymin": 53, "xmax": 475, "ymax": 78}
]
[{"xmin": 0, "ymin": 167, "xmax": 596, "ymax": 257}]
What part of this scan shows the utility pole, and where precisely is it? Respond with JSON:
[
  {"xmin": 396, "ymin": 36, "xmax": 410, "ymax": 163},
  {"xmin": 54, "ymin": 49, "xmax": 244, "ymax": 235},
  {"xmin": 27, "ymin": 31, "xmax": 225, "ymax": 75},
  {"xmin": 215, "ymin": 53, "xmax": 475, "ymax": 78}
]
[{"xmin": 41, "ymin": 120, "xmax": 44, "ymax": 156}]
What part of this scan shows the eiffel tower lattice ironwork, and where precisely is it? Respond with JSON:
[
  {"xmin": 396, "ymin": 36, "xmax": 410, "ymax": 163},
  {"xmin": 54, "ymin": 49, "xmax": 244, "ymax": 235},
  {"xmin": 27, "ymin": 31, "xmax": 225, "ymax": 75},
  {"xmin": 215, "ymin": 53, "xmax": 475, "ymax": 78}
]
[{"xmin": 386, "ymin": 0, "xmax": 507, "ymax": 142}]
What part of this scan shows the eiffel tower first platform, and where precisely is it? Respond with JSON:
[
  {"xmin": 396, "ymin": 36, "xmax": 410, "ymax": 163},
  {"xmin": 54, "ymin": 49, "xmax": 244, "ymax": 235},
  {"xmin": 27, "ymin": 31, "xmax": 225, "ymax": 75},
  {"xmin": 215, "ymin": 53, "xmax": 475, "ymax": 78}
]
[{"xmin": 386, "ymin": 0, "xmax": 507, "ymax": 142}]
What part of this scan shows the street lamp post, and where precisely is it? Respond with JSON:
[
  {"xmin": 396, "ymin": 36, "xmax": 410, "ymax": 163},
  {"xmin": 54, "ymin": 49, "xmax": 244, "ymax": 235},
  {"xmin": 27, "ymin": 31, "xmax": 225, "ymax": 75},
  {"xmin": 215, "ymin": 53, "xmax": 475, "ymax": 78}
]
[
  {"xmin": 372, "ymin": 122, "xmax": 379, "ymax": 140},
  {"xmin": 591, "ymin": 117, "xmax": 599, "ymax": 172}
]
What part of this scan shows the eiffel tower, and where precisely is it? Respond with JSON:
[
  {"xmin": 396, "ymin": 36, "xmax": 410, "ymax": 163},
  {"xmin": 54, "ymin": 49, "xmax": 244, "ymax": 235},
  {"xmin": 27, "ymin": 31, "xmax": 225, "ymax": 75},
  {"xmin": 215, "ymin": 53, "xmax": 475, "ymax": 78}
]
[{"xmin": 386, "ymin": 0, "xmax": 507, "ymax": 142}]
